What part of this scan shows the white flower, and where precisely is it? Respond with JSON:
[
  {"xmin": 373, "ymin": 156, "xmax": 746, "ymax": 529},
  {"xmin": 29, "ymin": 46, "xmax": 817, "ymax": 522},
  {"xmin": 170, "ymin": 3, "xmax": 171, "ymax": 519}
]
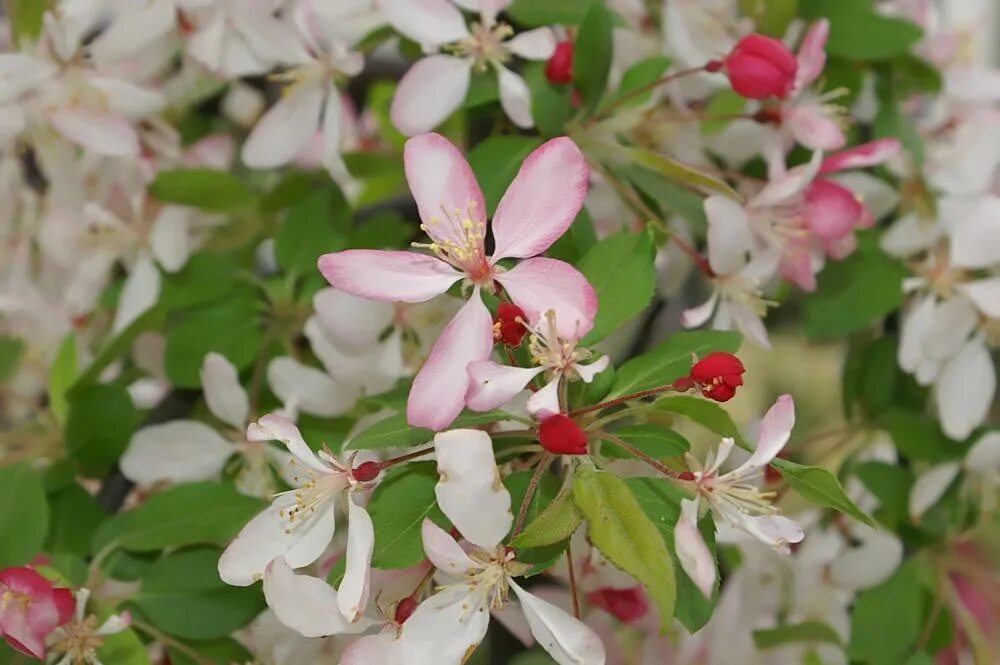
[
  {"xmin": 49, "ymin": 588, "xmax": 131, "ymax": 665},
  {"xmin": 379, "ymin": 0, "xmax": 556, "ymax": 134},
  {"xmin": 389, "ymin": 429, "xmax": 606, "ymax": 665},
  {"xmin": 910, "ymin": 432, "xmax": 1000, "ymax": 520}
]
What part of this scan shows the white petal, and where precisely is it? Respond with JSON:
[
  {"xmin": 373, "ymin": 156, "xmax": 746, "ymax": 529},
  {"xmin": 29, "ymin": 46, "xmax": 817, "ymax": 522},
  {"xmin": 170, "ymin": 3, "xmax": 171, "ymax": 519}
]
[
  {"xmin": 201, "ymin": 352, "xmax": 249, "ymax": 429},
  {"xmin": 263, "ymin": 557, "xmax": 361, "ymax": 637},
  {"xmin": 728, "ymin": 301, "xmax": 771, "ymax": 350},
  {"xmin": 935, "ymin": 338, "xmax": 995, "ymax": 440},
  {"xmin": 736, "ymin": 513, "xmax": 804, "ymax": 551},
  {"xmin": 247, "ymin": 413, "xmax": 329, "ymax": 475},
  {"xmin": 420, "ymin": 518, "xmax": 478, "ymax": 576},
  {"xmin": 378, "ymin": 0, "xmax": 469, "ymax": 45},
  {"xmin": 267, "ymin": 356, "xmax": 359, "ymax": 418},
  {"xmin": 909, "ymin": 463, "xmax": 961, "ymax": 520},
  {"xmin": 48, "ymin": 110, "xmax": 139, "ymax": 156},
  {"xmin": 466, "ymin": 361, "xmax": 542, "ymax": 412},
  {"xmin": 120, "ymin": 421, "xmax": 233, "ymax": 486},
  {"xmin": 497, "ymin": 66, "xmax": 534, "ymax": 129},
  {"xmin": 149, "ymin": 206, "xmax": 190, "ymax": 273},
  {"xmin": 218, "ymin": 493, "xmax": 338, "ymax": 586},
  {"xmin": 505, "ymin": 28, "xmax": 556, "ymax": 60},
  {"xmin": 390, "ymin": 55, "xmax": 471, "ymax": 136},
  {"xmin": 675, "ymin": 499, "xmax": 715, "ymax": 598},
  {"xmin": 434, "ymin": 429, "xmax": 513, "ymax": 550},
  {"xmin": 88, "ymin": 0, "xmax": 176, "ymax": 65},
  {"xmin": 242, "ymin": 85, "xmax": 324, "ymax": 169},
  {"xmin": 337, "ymin": 498, "xmax": 375, "ymax": 623},
  {"xmin": 393, "ymin": 586, "xmax": 491, "ymax": 665},
  {"xmin": 313, "ymin": 288, "xmax": 395, "ymax": 350},
  {"xmin": 526, "ymin": 376, "xmax": 562, "ymax": 420},
  {"xmin": 965, "ymin": 432, "xmax": 1000, "ymax": 472},
  {"xmin": 342, "ymin": 632, "xmax": 399, "ymax": 664},
  {"xmin": 705, "ymin": 196, "xmax": 751, "ymax": 275},
  {"xmin": 320, "ymin": 88, "xmax": 348, "ymax": 178},
  {"xmin": 898, "ymin": 295, "xmax": 937, "ymax": 375},
  {"xmin": 949, "ymin": 195, "xmax": 1000, "ymax": 269},
  {"xmin": 959, "ymin": 278, "xmax": 1000, "ymax": 319},
  {"xmin": 574, "ymin": 355, "xmax": 610, "ymax": 383},
  {"xmin": 829, "ymin": 525, "xmax": 903, "ymax": 590},
  {"xmin": 112, "ymin": 255, "xmax": 161, "ymax": 334},
  {"xmin": 509, "ymin": 580, "xmax": 606, "ymax": 665},
  {"xmin": 880, "ymin": 211, "xmax": 942, "ymax": 258},
  {"xmin": 681, "ymin": 291, "xmax": 719, "ymax": 329},
  {"xmin": 752, "ymin": 151, "xmax": 823, "ymax": 208},
  {"xmin": 90, "ymin": 77, "xmax": 166, "ymax": 118}
]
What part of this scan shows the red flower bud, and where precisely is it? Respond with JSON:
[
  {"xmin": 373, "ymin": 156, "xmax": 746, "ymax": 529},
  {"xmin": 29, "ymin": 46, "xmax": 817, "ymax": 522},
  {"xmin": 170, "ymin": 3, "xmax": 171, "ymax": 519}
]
[
  {"xmin": 537, "ymin": 414, "xmax": 588, "ymax": 455},
  {"xmin": 352, "ymin": 461, "xmax": 381, "ymax": 482},
  {"xmin": 494, "ymin": 303, "xmax": 528, "ymax": 347},
  {"xmin": 586, "ymin": 586, "xmax": 650, "ymax": 624},
  {"xmin": 679, "ymin": 352, "xmax": 746, "ymax": 402},
  {"xmin": 724, "ymin": 34, "xmax": 798, "ymax": 100},
  {"xmin": 546, "ymin": 41, "xmax": 574, "ymax": 85},
  {"xmin": 394, "ymin": 596, "xmax": 419, "ymax": 625}
]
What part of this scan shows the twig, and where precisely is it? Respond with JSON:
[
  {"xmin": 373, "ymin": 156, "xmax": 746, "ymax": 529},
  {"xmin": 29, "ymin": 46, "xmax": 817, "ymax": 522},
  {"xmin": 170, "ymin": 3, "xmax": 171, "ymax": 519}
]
[
  {"xmin": 566, "ymin": 541, "xmax": 581, "ymax": 620},
  {"xmin": 512, "ymin": 453, "xmax": 553, "ymax": 538}
]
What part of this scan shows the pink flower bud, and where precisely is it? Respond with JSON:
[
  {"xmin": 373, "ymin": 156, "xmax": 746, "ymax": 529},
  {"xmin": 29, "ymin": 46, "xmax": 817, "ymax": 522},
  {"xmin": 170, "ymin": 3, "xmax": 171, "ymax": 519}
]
[
  {"xmin": 546, "ymin": 41, "xmax": 575, "ymax": 85},
  {"xmin": 724, "ymin": 34, "xmax": 798, "ymax": 100},
  {"xmin": 537, "ymin": 414, "xmax": 588, "ymax": 455}
]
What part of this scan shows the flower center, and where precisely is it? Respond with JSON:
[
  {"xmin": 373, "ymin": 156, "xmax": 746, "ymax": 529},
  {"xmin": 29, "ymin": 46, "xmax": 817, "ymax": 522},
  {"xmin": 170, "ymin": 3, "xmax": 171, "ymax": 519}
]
[
  {"xmin": 455, "ymin": 22, "xmax": 514, "ymax": 72},
  {"xmin": 413, "ymin": 201, "xmax": 493, "ymax": 283},
  {"xmin": 278, "ymin": 472, "xmax": 345, "ymax": 532},
  {"xmin": 527, "ymin": 311, "xmax": 588, "ymax": 376},
  {"xmin": 52, "ymin": 616, "xmax": 104, "ymax": 664}
]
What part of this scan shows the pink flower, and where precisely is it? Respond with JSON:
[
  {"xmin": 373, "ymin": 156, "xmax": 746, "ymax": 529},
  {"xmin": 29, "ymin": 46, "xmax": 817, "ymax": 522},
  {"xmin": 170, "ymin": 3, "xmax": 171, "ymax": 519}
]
[
  {"xmin": 722, "ymin": 34, "xmax": 798, "ymax": 100},
  {"xmin": 0, "ymin": 567, "xmax": 75, "ymax": 660},
  {"xmin": 319, "ymin": 133, "xmax": 595, "ymax": 431}
]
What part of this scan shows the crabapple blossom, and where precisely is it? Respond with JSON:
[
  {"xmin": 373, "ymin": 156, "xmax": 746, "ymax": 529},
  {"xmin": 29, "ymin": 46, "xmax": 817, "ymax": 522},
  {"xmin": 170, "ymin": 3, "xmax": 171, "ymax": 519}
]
[
  {"xmin": 47, "ymin": 588, "xmax": 130, "ymax": 665},
  {"xmin": 319, "ymin": 133, "xmax": 595, "ymax": 430},
  {"xmin": 0, "ymin": 567, "xmax": 74, "ymax": 660},
  {"xmin": 379, "ymin": 0, "xmax": 556, "ymax": 134}
]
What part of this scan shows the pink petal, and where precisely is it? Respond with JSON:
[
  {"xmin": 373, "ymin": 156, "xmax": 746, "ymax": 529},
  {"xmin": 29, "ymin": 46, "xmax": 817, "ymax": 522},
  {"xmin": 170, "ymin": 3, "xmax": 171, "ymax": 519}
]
[
  {"xmin": 318, "ymin": 249, "xmax": 461, "ymax": 303},
  {"xmin": 793, "ymin": 19, "xmax": 829, "ymax": 93},
  {"xmin": 820, "ymin": 139, "xmax": 901, "ymax": 174},
  {"xmin": 407, "ymin": 292, "xmax": 494, "ymax": 430},
  {"xmin": 779, "ymin": 241, "xmax": 816, "ymax": 292},
  {"xmin": 404, "ymin": 132, "xmax": 487, "ymax": 250},
  {"xmin": 466, "ymin": 360, "xmax": 542, "ymax": 411},
  {"xmin": 391, "ymin": 55, "xmax": 471, "ymax": 136},
  {"xmin": 491, "ymin": 137, "xmax": 589, "ymax": 260},
  {"xmin": 241, "ymin": 86, "xmax": 324, "ymax": 169},
  {"xmin": 785, "ymin": 103, "xmax": 846, "ymax": 151},
  {"xmin": 742, "ymin": 394, "xmax": 795, "ymax": 474},
  {"xmin": 805, "ymin": 179, "xmax": 864, "ymax": 239},
  {"xmin": 377, "ymin": 0, "xmax": 469, "ymax": 45},
  {"xmin": 495, "ymin": 257, "xmax": 597, "ymax": 339}
]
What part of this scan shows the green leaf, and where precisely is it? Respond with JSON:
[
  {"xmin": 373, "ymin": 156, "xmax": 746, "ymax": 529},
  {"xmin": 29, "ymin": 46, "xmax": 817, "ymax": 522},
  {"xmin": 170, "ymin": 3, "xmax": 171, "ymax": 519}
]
[
  {"xmin": 653, "ymin": 395, "xmax": 747, "ymax": 446},
  {"xmin": 627, "ymin": 478, "xmax": 716, "ymax": 631},
  {"xmin": 621, "ymin": 165, "xmax": 708, "ymax": 234},
  {"xmin": 603, "ymin": 424, "xmax": 690, "ymax": 459},
  {"xmin": 346, "ymin": 410, "xmax": 514, "ymax": 451},
  {"xmin": 168, "ymin": 639, "xmax": 252, "ymax": 665},
  {"xmin": 164, "ymin": 296, "xmax": 263, "ymax": 388},
  {"xmin": 349, "ymin": 212, "xmax": 413, "ymax": 250},
  {"xmin": 132, "ymin": 548, "xmax": 264, "ymax": 639},
  {"xmin": 506, "ymin": 472, "xmax": 567, "ymax": 570},
  {"xmin": 803, "ymin": 234, "xmax": 909, "ymax": 341},
  {"xmin": 9, "ymin": 0, "xmax": 47, "ymax": 45},
  {"xmin": 854, "ymin": 462, "xmax": 913, "ymax": 528},
  {"xmin": 150, "ymin": 169, "xmax": 255, "ymax": 211},
  {"xmin": 753, "ymin": 621, "xmax": 843, "ymax": 650},
  {"xmin": 526, "ymin": 62, "xmax": 574, "ymax": 137},
  {"xmin": 0, "ymin": 463, "xmax": 49, "ymax": 568},
  {"xmin": 626, "ymin": 147, "xmax": 743, "ymax": 201},
  {"xmin": 92, "ymin": 482, "xmax": 265, "ymax": 553},
  {"xmin": 161, "ymin": 252, "xmax": 240, "ymax": 310},
  {"xmin": 772, "ymin": 459, "xmax": 875, "ymax": 526},
  {"xmin": 48, "ymin": 335, "xmax": 77, "ymax": 424},
  {"xmin": 366, "ymin": 463, "xmax": 449, "ymax": 569},
  {"xmin": 0, "ymin": 335, "xmax": 24, "ymax": 383},
  {"xmin": 573, "ymin": 1, "xmax": 614, "ymax": 113},
  {"xmin": 578, "ymin": 232, "xmax": 656, "ymax": 344},
  {"xmin": 468, "ymin": 135, "xmax": 543, "ymax": 214},
  {"xmin": 68, "ymin": 305, "xmax": 166, "ymax": 397},
  {"xmin": 608, "ymin": 330, "xmax": 742, "ymax": 399},
  {"xmin": 800, "ymin": 0, "xmax": 923, "ymax": 60},
  {"xmin": 97, "ymin": 629, "xmax": 152, "ymax": 665},
  {"xmin": 275, "ymin": 187, "xmax": 349, "ymax": 276},
  {"xmin": 66, "ymin": 384, "xmax": 139, "ymax": 467},
  {"xmin": 547, "ymin": 208, "xmax": 598, "ymax": 264},
  {"xmin": 45, "ymin": 483, "xmax": 107, "ymax": 557},
  {"xmin": 602, "ymin": 56, "xmax": 671, "ymax": 109},
  {"xmin": 507, "ymin": 0, "xmax": 592, "ymax": 26},
  {"xmin": 573, "ymin": 466, "xmax": 676, "ymax": 629},
  {"xmin": 880, "ymin": 411, "xmax": 968, "ymax": 461},
  {"xmin": 849, "ymin": 562, "xmax": 923, "ymax": 664},
  {"xmin": 702, "ymin": 90, "xmax": 747, "ymax": 134},
  {"xmin": 739, "ymin": 0, "xmax": 797, "ymax": 36},
  {"xmin": 513, "ymin": 478, "xmax": 581, "ymax": 549}
]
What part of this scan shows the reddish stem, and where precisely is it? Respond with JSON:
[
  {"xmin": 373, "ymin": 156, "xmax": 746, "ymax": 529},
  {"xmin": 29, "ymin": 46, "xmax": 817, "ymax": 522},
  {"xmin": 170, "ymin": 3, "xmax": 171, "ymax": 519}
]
[
  {"xmin": 569, "ymin": 384, "xmax": 681, "ymax": 418},
  {"xmin": 566, "ymin": 541, "xmax": 581, "ymax": 620}
]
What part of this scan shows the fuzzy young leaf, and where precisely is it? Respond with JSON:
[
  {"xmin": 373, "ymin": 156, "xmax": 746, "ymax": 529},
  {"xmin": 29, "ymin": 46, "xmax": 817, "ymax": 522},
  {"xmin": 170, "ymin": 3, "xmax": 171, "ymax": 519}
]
[
  {"xmin": 574, "ymin": 466, "xmax": 676, "ymax": 629},
  {"xmin": 513, "ymin": 479, "xmax": 582, "ymax": 549}
]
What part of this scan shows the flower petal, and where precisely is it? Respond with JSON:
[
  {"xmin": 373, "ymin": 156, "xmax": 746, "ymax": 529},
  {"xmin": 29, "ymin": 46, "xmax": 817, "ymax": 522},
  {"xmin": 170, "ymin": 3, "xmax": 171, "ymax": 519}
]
[
  {"xmin": 112, "ymin": 254, "xmax": 161, "ymax": 334},
  {"xmin": 318, "ymin": 249, "xmax": 461, "ymax": 303},
  {"xmin": 949, "ymin": 195, "xmax": 1000, "ymax": 269},
  {"xmin": 958, "ymin": 278, "xmax": 1000, "ymax": 319},
  {"xmin": 753, "ymin": 150, "xmax": 823, "ymax": 207},
  {"xmin": 506, "ymin": 28, "xmax": 557, "ymax": 60},
  {"xmin": 785, "ymin": 104, "xmax": 845, "ymax": 151},
  {"xmin": 377, "ymin": 0, "xmax": 469, "ymax": 45},
  {"xmin": 218, "ymin": 493, "xmax": 338, "ymax": 586},
  {"xmin": 337, "ymin": 498, "xmax": 375, "ymax": 623},
  {"xmin": 820, "ymin": 139, "xmax": 901, "ymax": 174},
  {"xmin": 407, "ymin": 293, "xmax": 494, "ymax": 430},
  {"xmin": 491, "ymin": 137, "xmax": 589, "ymax": 260},
  {"xmin": 740, "ymin": 394, "xmax": 795, "ymax": 474},
  {"xmin": 391, "ymin": 55, "xmax": 471, "ymax": 136},
  {"xmin": 495, "ymin": 258, "xmax": 597, "ymax": 339},
  {"xmin": 526, "ymin": 378, "xmax": 561, "ymax": 420},
  {"xmin": 434, "ymin": 429, "xmax": 513, "ymax": 550},
  {"xmin": 242, "ymin": 85, "xmax": 324, "ymax": 169},
  {"xmin": 342, "ymin": 633, "xmax": 398, "ymax": 664},
  {"xmin": 262, "ymin": 557, "xmax": 359, "ymax": 637},
  {"xmin": 466, "ymin": 361, "xmax": 542, "ymax": 412},
  {"xmin": 421, "ymin": 518, "xmax": 478, "ymax": 576},
  {"xmin": 737, "ymin": 513, "xmax": 804, "ymax": 552},
  {"xmin": 267, "ymin": 356, "xmax": 359, "ymax": 418},
  {"xmin": 705, "ymin": 196, "xmax": 752, "ymax": 275},
  {"xmin": 909, "ymin": 463, "xmax": 961, "ymax": 521},
  {"xmin": 793, "ymin": 19, "xmax": 828, "ymax": 92},
  {"xmin": 149, "ymin": 206, "xmax": 190, "ymax": 273},
  {"xmin": 403, "ymin": 131, "xmax": 487, "ymax": 246},
  {"xmin": 247, "ymin": 413, "xmax": 328, "ymax": 475},
  {"xmin": 201, "ymin": 352, "xmax": 249, "ymax": 429},
  {"xmin": 120, "ymin": 421, "xmax": 233, "ymax": 487},
  {"xmin": 509, "ymin": 580, "xmax": 607, "ymax": 665},
  {"xmin": 675, "ymin": 499, "xmax": 716, "ymax": 598},
  {"xmin": 497, "ymin": 66, "xmax": 534, "ymax": 129},
  {"xmin": 935, "ymin": 337, "xmax": 995, "ymax": 440},
  {"xmin": 313, "ymin": 288, "xmax": 396, "ymax": 350},
  {"xmin": 48, "ymin": 110, "xmax": 139, "ymax": 156},
  {"xmin": 393, "ymin": 586, "xmax": 491, "ymax": 665}
]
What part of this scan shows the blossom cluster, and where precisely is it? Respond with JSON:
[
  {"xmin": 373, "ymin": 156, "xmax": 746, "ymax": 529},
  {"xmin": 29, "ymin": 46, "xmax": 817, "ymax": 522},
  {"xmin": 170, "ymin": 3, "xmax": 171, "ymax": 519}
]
[{"xmin": 0, "ymin": 1, "xmax": 998, "ymax": 664}]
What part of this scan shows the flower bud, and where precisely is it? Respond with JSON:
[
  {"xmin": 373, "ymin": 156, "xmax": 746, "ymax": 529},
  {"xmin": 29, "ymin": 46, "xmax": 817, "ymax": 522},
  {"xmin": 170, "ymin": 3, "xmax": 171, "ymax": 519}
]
[
  {"xmin": 546, "ymin": 41, "xmax": 574, "ymax": 85},
  {"xmin": 394, "ymin": 596, "xmax": 419, "ymax": 624},
  {"xmin": 724, "ymin": 34, "xmax": 797, "ymax": 100},
  {"xmin": 537, "ymin": 414, "xmax": 588, "ymax": 455},
  {"xmin": 494, "ymin": 303, "xmax": 528, "ymax": 347},
  {"xmin": 586, "ymin": 587, "xmax": 650, "ymax": 624},
  {"xmin": 675, "ymin": 352, "xmax": 745, "ymax": 402},
  {"xmin": 352, "ymin": 461, "xmax": 381, "ymax": 482}
]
